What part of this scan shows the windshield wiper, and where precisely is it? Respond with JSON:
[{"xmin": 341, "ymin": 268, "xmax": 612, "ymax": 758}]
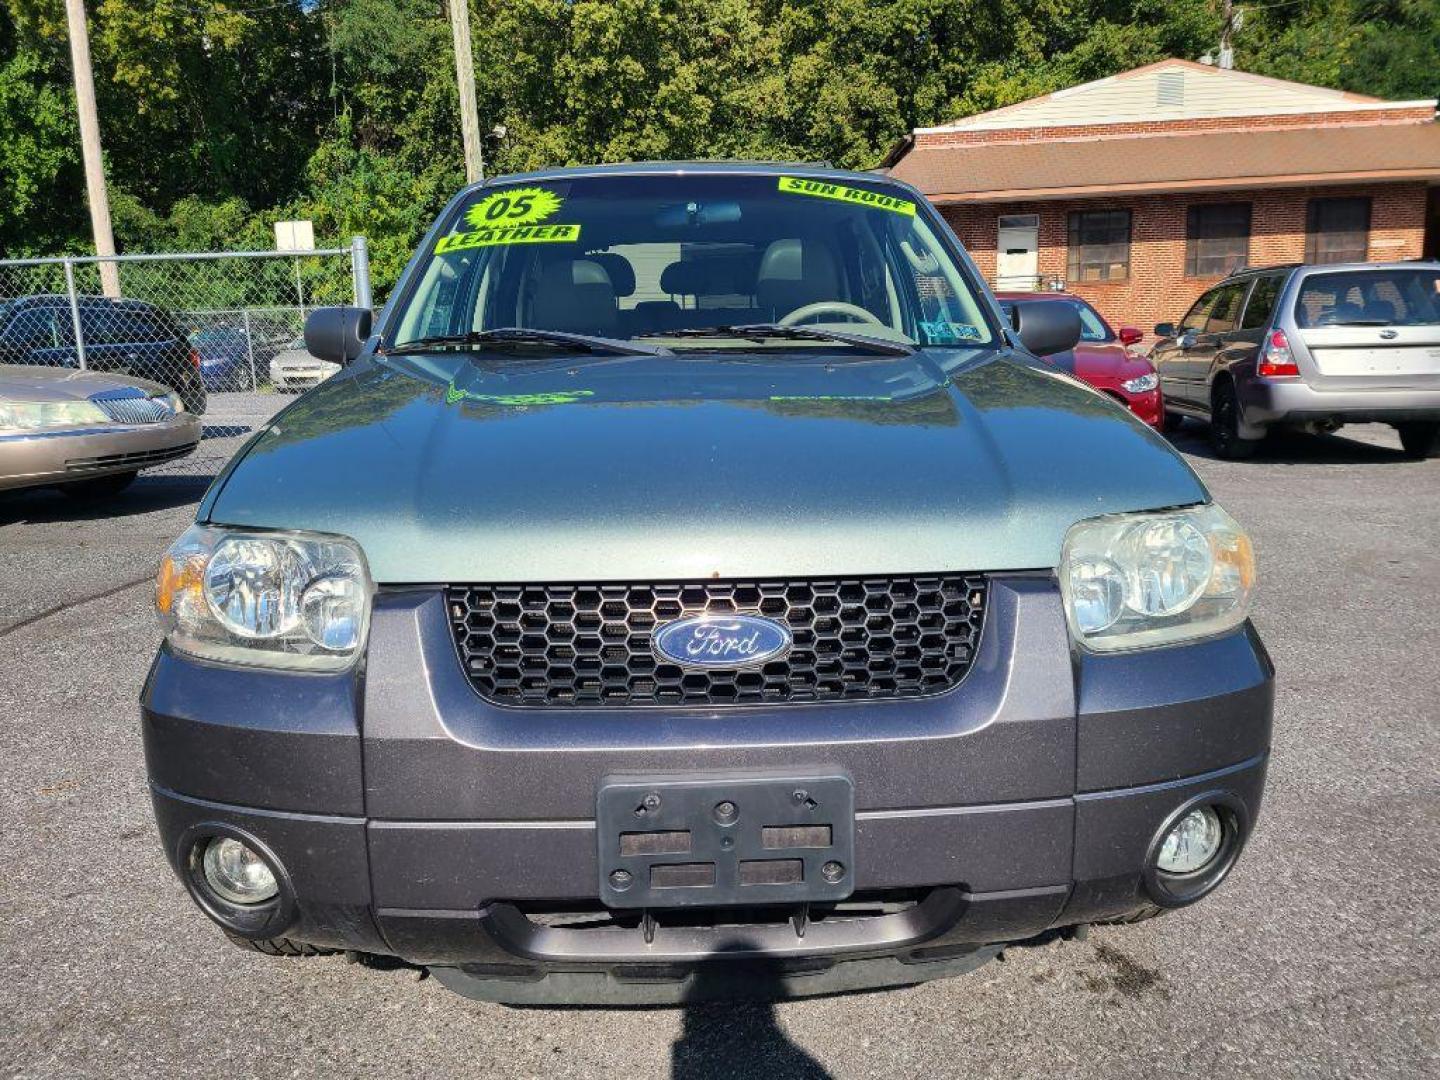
[
  {"xmin": 652, "ymin": 323, "xmax": 916, "ymax": 357},
  {"xmin": 385, "ymin": 327, "xmax": 671, "ymax": 357}
]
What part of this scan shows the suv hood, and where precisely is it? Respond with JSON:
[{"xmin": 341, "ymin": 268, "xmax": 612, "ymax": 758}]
[{"xmin": 204, "ymin": 349, "xmax": 1205, "ymax": 582}]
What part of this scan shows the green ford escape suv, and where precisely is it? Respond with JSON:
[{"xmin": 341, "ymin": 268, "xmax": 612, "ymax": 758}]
[{"xmin": 143, "ymin": 163, "xmax": 1272, "ymax": 1005}]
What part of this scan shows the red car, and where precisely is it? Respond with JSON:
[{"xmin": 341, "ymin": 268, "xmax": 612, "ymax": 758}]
[{"xmin": 998, "ymin": 292, "xmax": 1163, "ymax": 428}]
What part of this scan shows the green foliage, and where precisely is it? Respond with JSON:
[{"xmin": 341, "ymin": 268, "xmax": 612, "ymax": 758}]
[
  {"xmin": 3, "ymin": 0, "xmax": 1437, "ymax": 283},
  {"xmin": 0, "ymin": 12, "xmax": 81, "ymax": 253}
]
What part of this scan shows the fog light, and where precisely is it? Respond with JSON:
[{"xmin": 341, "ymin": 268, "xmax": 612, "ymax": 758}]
[
  {"xmin": 201, "ymin": 837, "xmax": 279, "ymax": 905},
  {"xmin": 1156, "ymin": 805, "xmax": 1224, "ymax": 875}
]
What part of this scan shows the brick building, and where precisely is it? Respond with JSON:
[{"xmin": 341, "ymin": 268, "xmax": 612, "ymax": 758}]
[{"xmin": 884, "ymin": 60, "xmax": 1440, "ymax": 336}]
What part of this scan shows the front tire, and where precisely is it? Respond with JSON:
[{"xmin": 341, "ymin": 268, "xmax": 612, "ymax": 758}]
[
  {"xmin": 1161, "ymin": 410, "xmax": 1185, "ymax": 435},
  {"xmin": 224, "ymin": 932, "xmax": 335, "ymax": 957},
  {"xmin": 1209, "ymin": 382, "xmax": 1259, "ymax": 460},
  {"xmin": 1396, "ymin": 421, "xmax": 1440, "ymax": 459}
]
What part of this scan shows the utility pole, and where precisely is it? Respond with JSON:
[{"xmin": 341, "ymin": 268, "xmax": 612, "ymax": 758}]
[
  {"xmin": 447, "ymin": 0, "xmax": 484, "ymax": 183},
  {"xmin": 63, "ymin": 0, "xmax": 119, "ymax": 297}
]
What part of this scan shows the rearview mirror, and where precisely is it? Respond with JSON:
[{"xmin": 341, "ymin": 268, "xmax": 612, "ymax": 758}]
[
  {"xmin": 304, "ymin": 306, "xmax": 373, "ymax": 365},
  {"xmin": 656, "ymin": 201, "xmax": 742, "ymax": 227},
  {"xmin": 1154, "ymin": 322, "xmax": 1176, "ymax": 339},
  {"xmin": 1009, "ymin": 299, "xmax": 1082, "ymax": 358},
  {"xmin": 1118, "ymin": 326, "xmax": 1143, "ymax": 347}
]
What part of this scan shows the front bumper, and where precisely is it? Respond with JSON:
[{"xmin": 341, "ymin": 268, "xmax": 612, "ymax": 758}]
[
  {"xmin": 1124, "ymin": 386, "xmax": 1164, "ymax": 428},
  {"xmin": 141, "ymin": 576, "xmax": 1274, "ymax": 1002},
  {"xmin": 0, "ymin": 414, "xmax": 201, "ymax": 491},
  {"xmin": 271, "ymin": 368, "xmax": 333, "ymax": 391}
]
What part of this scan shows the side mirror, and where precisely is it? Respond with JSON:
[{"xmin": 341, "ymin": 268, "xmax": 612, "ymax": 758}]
[
  {"xmin": 1153, "ymin": 322, "xmax": 1176, "ymax": 339},
  {"xmin": 1118, "ymin": 326, "xmax": 1143, "ymax": 347},
  {"xmin": 304, "ymin": 306, "xmax": 373, "ymax": 365},
  {"xmin": 1010, "ymin": 299, "xmax": 1082, "ymax": 358}
]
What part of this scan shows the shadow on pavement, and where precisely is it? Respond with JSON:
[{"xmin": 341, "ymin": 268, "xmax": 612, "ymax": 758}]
[
  {"xmin": 1166, "ymin": 419, "xmax": 1414, "ymax": 465},
  {"xmin": 0, "ymin": 476, "xmax": 210, "ymax": 525},
  {"xmin": 671, "ymin": 949, "xmax": 832, "ymax": 1080}
]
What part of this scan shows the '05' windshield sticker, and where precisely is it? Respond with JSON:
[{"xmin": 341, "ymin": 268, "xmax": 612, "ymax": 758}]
[
  {"xmin": 777, "ymin": 176, "xmax": 916, "ymax": 216},
  {"xmin": 465, "ymin": 186, "xmax": 564, "ymax": 228},
  {"xmin": 437, "ymin": 186, "xmax": 579, "ymax": 253}
]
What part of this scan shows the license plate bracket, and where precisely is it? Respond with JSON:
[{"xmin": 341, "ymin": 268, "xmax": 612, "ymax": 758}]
[{"xmin": 596, "ymin": 771, "xmax": 855, "ymax": 909}]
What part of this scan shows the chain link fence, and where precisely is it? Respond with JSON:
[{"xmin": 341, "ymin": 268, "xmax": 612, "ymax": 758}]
[{"xmin": 0, "ymin": 241, "xmax": 371, "ymax": 478}]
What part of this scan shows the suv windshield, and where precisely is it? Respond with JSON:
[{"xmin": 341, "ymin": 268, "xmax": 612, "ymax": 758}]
[
  {"xmin": 390, "ymin": 173, "xmax": 995, "ymax": 351},
  {"xmin": 1295, "ymin": 267, "xmax": 1440, "ymax": 328}
]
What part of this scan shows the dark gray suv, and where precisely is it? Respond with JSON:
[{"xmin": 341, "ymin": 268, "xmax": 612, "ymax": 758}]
[
  {"xmin": 143, "ymin": 163, "xmax": 1272, "ymax": 1005},
  {"xmin": 1152, "ymin": 261, "xmax": 1440, "ymax": 459}
]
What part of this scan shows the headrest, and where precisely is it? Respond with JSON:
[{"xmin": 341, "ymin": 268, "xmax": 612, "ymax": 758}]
[
  {"xmin": 659, "ymin": 255, "xmax": 759, "ymax": 299},
  {"xmin": 1362, "ymin": 298, "xmax": 1396, "ymax": 323},
  {"xmin": 530, "ymin": 258, "xmax": 618, "ymax": 335},
  {"xmin": 660, "ymin": 260, "xmax": 705, "ymax": 296},
  {"xmin": 755, "ymin": 238, "xmax": 841, "ymax": 316},
  {"xmin": 588, "ymin": 252, "xmax": 636, "ymax": 297}
]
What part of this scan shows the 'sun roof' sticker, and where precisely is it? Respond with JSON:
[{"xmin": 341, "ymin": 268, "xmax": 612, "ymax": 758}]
[{"xmin": 777, "ymin": 176, "xmax": 916, "ymax": 216}]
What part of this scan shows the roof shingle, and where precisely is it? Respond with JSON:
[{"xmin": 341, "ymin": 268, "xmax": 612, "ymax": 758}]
[{"xmin": 891, "ymin": 124, "xmax": 1440, "ymax": 202}]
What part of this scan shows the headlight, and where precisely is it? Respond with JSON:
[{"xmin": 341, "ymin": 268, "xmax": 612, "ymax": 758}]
[
  {"xmin": 155, "ymin": 524, "xmax": 371, "ymax": 671},
  {"xmin": 1060, "ymin": 504, "xmax": 1255, "ymax": 651},
  {"xmin": 1121, "ymin": 372, "xmax": 1159, "ymax": 394},
  {"xmin": 0, "ymin": 400, "xmax": 110, "ymax": 431}
]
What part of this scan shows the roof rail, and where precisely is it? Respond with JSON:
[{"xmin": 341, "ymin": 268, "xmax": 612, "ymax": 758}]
[{"xmin": 1223, "ymin": 262, "xmax": 1301, "ymax": 278}]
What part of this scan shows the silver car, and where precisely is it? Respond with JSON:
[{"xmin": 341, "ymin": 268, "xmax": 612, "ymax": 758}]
[
  {"xmin": 1152, "ymin": 260, "xmax": 1440, "ymax": 459},
  {"xmin": 0, "ymin": 366, "xmax": 201, "ymax": 497},
  {"xmin": 268, "ymin": 338, "xmax": 339, "ymax": 393}
]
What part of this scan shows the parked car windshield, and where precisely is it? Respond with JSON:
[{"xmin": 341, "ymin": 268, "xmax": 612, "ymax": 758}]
[
  {"xmin": 391, "ymin": 173, "xmax": 996, "ymax": 350},
  {"xmin": 1295, "ymin": 267, "xmax": 1440, "ymax": 328}
]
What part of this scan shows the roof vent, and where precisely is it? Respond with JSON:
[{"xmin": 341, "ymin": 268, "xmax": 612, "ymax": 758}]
[{"xmin": 1157, "ymin": 70, "xmax": 1185, "ymax": 107}]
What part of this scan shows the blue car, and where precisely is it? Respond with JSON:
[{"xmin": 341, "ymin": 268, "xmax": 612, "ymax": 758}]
[
  {"xmin": 188, "ymin": 327, "xmax": 254, "ymax": 392},
  {"xmin": 143, "ymin": 163, "xmax": 1272, "ymax": 1005}
]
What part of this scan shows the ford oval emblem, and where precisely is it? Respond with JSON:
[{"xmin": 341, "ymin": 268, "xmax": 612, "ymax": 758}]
[{"xmin": 652, "ymin": 614, "xmax": 792, "ymax": 669}]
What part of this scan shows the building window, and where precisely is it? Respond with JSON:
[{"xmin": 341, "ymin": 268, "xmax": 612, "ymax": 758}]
[
  {"xmin": 1306, "ymin": 197, "xmax": 1370, "ymax": 264},
  {"xmin": 1067, "ymin": 210, "xmax": 1130, "ymax": 282},
  {"xmin": 1185, "ymin": 203, "xmax": 1251, "ymax": 277}
]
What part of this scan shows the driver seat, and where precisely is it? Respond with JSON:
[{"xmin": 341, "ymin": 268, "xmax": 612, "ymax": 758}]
[
  {"xmin": 755, "ymin": 239, "xmax": 841, "ymax": 321},
  {"xmin": 528, "ymin": 258, "xmax": 619, "ymax": 336}
]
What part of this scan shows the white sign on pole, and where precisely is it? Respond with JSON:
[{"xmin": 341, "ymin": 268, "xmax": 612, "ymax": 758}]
[{"xmin": 274, "ymin": 220, "xmax": 316, "ymax": 251}]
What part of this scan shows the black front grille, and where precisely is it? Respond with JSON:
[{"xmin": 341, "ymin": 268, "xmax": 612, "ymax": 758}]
[
  {"xmin": 446, "ymin": 575, "xmax": 988, "ymax": 707},
  {"xmin": 64, "ymin": 441, "xmax": 197, "ymax": 473}
]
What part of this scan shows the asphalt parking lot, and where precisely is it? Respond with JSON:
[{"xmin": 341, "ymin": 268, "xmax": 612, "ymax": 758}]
[{"xmin": 1, "ymin": 421, "xmax": 1436, "ymax": 1079}]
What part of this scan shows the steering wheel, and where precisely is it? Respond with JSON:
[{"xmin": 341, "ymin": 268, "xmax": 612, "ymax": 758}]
[{"xmin": 778, "ymin": 301, "xmax": 886, "ymax": 328}]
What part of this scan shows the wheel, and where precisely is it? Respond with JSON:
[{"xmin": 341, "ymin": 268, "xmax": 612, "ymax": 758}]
[
  {"xmin": 1209, "ymin": 382, "xmax": 1259, "ymax": 460},
  {"xmin": 60, "ymin": 471, "xmax": 137, "ymax": 500},
  {"xmin": 223, "ymin": 932, "xmax": 335, "ymax": 957},
  {"xmin": 1161, "ymin": 410, "xmax": 1185, "ymax": 435},
  {"xmin": 1100, "ymin": 904, "xmax": 1164, "ymax": 926},
  {"xmin": 1396, "ymin": 421, "xmax": 1440, "ymax": 459}
]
